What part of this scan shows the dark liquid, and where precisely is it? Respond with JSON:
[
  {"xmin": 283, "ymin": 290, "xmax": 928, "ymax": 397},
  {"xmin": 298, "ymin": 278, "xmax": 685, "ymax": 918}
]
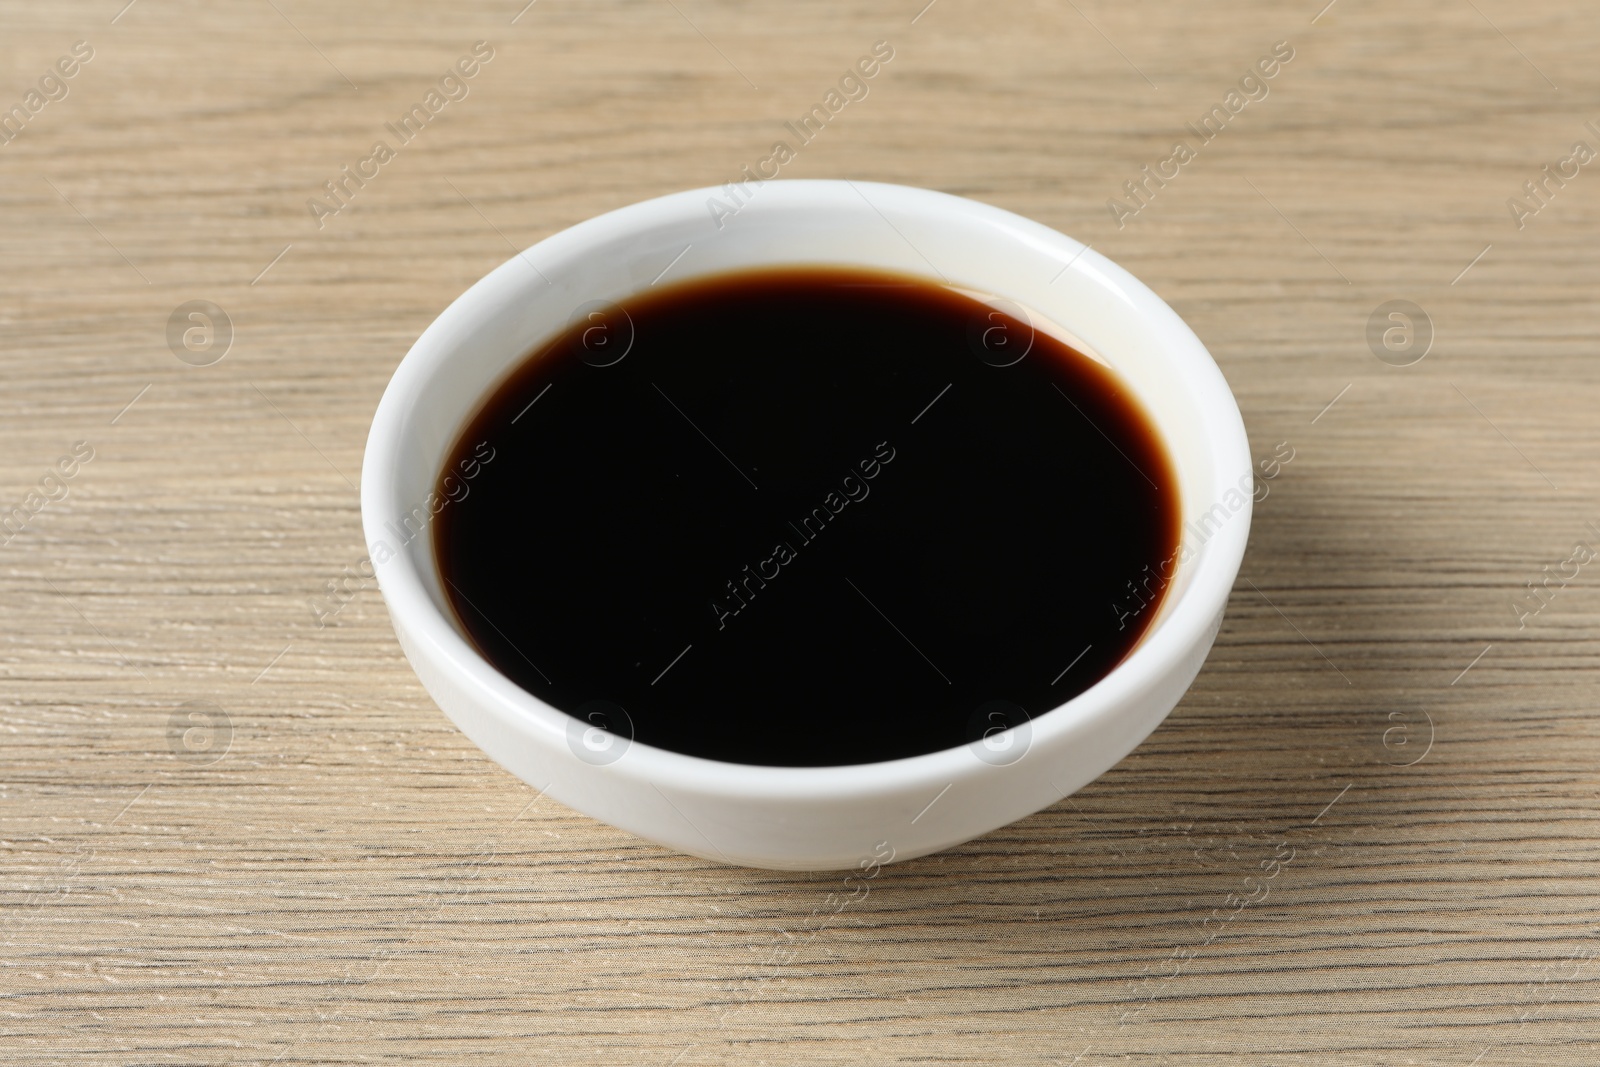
[{"xmin": 434, "ymin": 267, "xmax": 1179, "ymax": 766}]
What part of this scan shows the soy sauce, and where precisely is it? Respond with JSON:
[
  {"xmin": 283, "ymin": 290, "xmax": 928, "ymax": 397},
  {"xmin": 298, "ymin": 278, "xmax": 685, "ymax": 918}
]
[{"xmin": 433, "ymin": 267, "xmax": 1179, "ymax": 766}]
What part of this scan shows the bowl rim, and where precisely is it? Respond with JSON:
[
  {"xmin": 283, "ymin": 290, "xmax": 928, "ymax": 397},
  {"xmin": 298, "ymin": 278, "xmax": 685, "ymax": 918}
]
[{"xmin": 361, "ymin": 178, "xmax": 1252, "ymax": 803}]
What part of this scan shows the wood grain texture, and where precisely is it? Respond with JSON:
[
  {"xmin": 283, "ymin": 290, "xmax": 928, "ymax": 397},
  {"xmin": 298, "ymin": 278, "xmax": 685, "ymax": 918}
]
[{"xmin": 3, "ymin": 0, "xmax": 1599, "ymax": 1063}]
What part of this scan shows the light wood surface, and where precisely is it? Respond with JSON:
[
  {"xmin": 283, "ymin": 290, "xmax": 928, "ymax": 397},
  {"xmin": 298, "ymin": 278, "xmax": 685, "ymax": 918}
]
[{"xmin": 4, "ymin": 1, "xmax": 1600, "ymax": 1063}]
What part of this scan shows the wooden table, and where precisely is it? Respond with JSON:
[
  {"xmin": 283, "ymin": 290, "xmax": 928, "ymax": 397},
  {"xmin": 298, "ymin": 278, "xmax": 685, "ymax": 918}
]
[{"xmin": 4, "ymin": 1, "xmax": 1598, "ymax": 1062}]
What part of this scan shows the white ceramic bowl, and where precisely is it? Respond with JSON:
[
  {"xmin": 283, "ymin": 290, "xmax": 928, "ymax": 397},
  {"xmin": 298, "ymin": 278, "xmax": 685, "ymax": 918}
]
[{"xmin": 361, "ymin": 180, "xmax": 1251, "ymax": 871}]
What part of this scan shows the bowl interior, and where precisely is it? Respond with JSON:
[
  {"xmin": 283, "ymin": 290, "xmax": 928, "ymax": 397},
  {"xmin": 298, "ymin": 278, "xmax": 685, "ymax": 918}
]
[{"xmin": 365, "ymin": 180, "xmax": 1249, "ymax": 741}]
